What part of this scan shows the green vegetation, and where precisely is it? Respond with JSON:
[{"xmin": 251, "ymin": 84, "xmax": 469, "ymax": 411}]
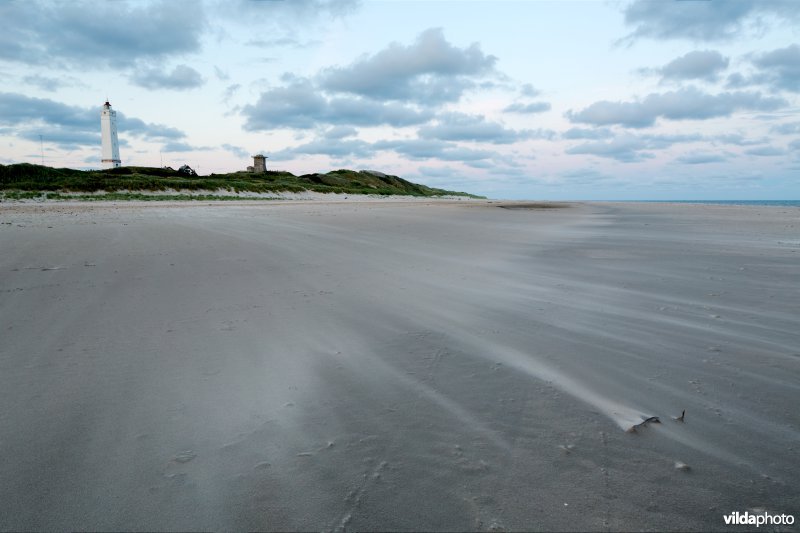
[
  {"xmin": 0, "ymin": 163, "xmax": 483, "ymax": 200},
  {"xmin": 0, "ymin": 191, "xmax": 282, "ymax": 202}
]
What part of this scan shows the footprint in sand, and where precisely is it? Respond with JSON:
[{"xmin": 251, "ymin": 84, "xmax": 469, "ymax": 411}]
[{"xmin": 172, "ymin": 450, "xmax": 196, "ymax": 463}]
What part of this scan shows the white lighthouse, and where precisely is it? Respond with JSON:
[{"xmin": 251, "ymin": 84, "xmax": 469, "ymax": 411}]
[{"xmin": 100, "ymin": 100, "xmax": 121, "ymax": 168}]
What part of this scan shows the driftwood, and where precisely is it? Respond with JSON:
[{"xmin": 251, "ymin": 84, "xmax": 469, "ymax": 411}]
[{"xmin": 627, "ymin": 416, "xmax": 661, "ymax": 433}]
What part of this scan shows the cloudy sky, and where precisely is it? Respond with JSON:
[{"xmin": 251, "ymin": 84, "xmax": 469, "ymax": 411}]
[{"xmin": 1, "ymin": 0, "xmax": 798, "ymax": 199}]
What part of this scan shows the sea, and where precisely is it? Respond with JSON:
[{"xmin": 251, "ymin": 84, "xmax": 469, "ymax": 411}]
[{"xmin": 638, "ymin": 200, "xmax": 800, "ymax": 207}]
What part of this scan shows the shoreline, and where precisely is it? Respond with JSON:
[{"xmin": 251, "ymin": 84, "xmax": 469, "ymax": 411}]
[{"xmin": 2, "ymin": 190, "xmax": 797, "ymax": 209}]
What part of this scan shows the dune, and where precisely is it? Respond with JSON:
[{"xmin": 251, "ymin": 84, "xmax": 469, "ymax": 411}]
[{"xmin": 0, "ymin": 199, "xmax": 797, "ymax": 531}]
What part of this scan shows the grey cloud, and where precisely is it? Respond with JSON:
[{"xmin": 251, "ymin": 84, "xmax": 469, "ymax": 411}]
[
  {"xmin": 676, "ymin": 152, "xmax": 728, "ymax": 164},
  {"xmin": 464, "ymin": 160, "xmax": 493, "ymax": 169},
  {"xmin": 418, "ymin": 166, "xmax": 463, "ymax": 179},
  {"xmin": 641, "ymin": 132, "xmax": 704, "ymax": 147},
  {"xmin": 725, "ymin": 44, "xmax": 800, "ymax": 92},
  {"xmin": 568, "ymin": 100, "xmax": 651, "ymax": 128},
  {"xmin": 21, "ymin": 129, "xmax": 101, "ymax": 151},
  {"xmin": 242, "ymin": 80, "xmax": 326, "ymax": 129},
  {"xmin": 372, "ymin": 139, "xmax": 495, "ymax": 161},
  {"xmin": 318, "ymin": 28, "xmax": 497, "ymax": 103},
  {"xmin": 622, "ymin": 0, "xmax": 799, "ymax": 42},
  {"xmin": 520, "ymin": 84, "xmax": 541, "ymax": 97},
  {"xmin": 246, "ymin": 37, "xmax": 321, "ymax": 49},
  {"xmin": 566, "ymin": 137, "xmax": 655, "ymax": 162},
  {"xmin": 0, "ymin": 1, "xmax": 204, "ymax": 67},
  {"xmin": 272, "ymin": 138, "xmax": 373, "ymax": 159},
  {"xmin": 486, "ymin": 167, "xmax": 529, "ymax": 179},
  {"xmin": 772, "ymin": 122, "xmax": 800, "ymax": 134},
  {"xmin": 222, "ymin": 84, "xmax": 241, "ymax": 103},
  {"xmin": 323, "ymin": 126, "xmax": 358, "ymax": 139},
  {"xmin": 317, "ymin": 139, "xmax": 372, "ymax": 158},
  {"xmin": 725, "ymin": 73, "xmax": 749, "ymax": 89},
  {"xmin": 215, "ymin": 0, "xmax": 359, "ymax": 50},
  {"xmin": 659, "ymin": 50, "xmax": 729, "ymax": 82},
  {"xmin": 418, "ymin": 113, "xmax": 546, "ymax": 144},
  {"xmin": 478, "ymin": 80, "xmax": 511, "ymax": 91},
  {"xmin": 560, "ymin": 168, "xmax": 615, "ymax": 185},
  {"xmin": 713, "ymin": 133, "xmax": 766, "ymax": 146},
  {"xmin": 566, "ymin": 133, "xmax": 701, "ymax": 163},
  {"xmin": 214, "ymin": 66, "xmax": 230, "ymax": 81},
  {"xmin": 751, "ymin": 44, "xmax": 800, "ymax": 92},
  {"xmin": 227, "ymin": 0, "xmax": 360, "ymax": 19},
  {"xmin": 222, "ymin": 144, "xmax": 249, "ymax": 158},
  {"xmin": 161, "ymin": 142, "xmax": 197, "ymax": 153},
  {"xmin": 438, "ymin": 146, "xmax": 503, "ymax": 162},
  {"xmin": 22, "ymin": 75, "xmax": 68, "ymax": 92},
  {"xmin": 745, "ymin": 146, "xmax": 786, "ymax": 156},
  {"xmin": 567, "ymin": 87, "xmax": 787, "ymax": 128},
  {"xmin": 562, "ymin": 127, "xmax": 614, "ymax": 140},
  {"xmin": 242, "ymin": 79, "xmax": 433, "ymax": 130},
  {"xmin": 0, "ymin": 92, "xmax": 94, "ymax": 130},
  {"xmin": 503, "ymin": 102, "xmax": 551, "ymax": 114},
  {"xmin": 121, "ymin": 117, "xmax": 185, "ymax": 140},
  {"xmin": 0, "ymin": 92, "xmax": 186, "ymax": 149},
  {"xmin": 326, "ymin": 97, "xmax": 433, "ymax": 128},
  {"xmin": 131, "ymin": 65, "xmax": 204, "ymax": 90}
]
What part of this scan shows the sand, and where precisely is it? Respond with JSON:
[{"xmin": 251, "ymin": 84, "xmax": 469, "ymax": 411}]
[{"xmin": 1, "ymin": 199, "xmax": 798, "ymax": 531}]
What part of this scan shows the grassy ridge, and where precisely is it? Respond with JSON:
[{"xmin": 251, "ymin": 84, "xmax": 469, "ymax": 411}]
[{"xmin": 0, "ymin": 163, "xmax": 482, "ymax": 198}]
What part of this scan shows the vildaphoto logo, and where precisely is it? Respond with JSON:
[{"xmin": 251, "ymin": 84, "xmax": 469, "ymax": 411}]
[{"xmin": 723, "ymin": 511, "xmax": 794, "ymax": 527}]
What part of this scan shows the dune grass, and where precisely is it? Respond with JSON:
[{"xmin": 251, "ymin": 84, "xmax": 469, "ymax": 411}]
[{"xmin": 0, "ymin": 164, "xmax": 483, "ymax": 199}]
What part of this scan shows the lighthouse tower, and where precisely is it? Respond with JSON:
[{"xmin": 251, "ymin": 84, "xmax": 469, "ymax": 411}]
[{"xmin": 100, "ymin": 100, "xmax": 121, "ymax": 168}]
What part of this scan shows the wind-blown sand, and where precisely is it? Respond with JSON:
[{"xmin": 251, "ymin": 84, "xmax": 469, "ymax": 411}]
[{"xmin": 1, "ymin": 200, "xmax": 797, "ymax": 531}]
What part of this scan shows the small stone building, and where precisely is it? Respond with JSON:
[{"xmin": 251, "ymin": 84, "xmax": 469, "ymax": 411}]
[{"xmin": 252, "ymin": 154, "xmax": 267, "ymax": 173}]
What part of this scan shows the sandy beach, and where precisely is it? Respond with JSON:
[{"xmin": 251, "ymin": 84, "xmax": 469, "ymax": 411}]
[{"xmin": 1, "ymin": 199, "xmax": 798, "ymax": 531}]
